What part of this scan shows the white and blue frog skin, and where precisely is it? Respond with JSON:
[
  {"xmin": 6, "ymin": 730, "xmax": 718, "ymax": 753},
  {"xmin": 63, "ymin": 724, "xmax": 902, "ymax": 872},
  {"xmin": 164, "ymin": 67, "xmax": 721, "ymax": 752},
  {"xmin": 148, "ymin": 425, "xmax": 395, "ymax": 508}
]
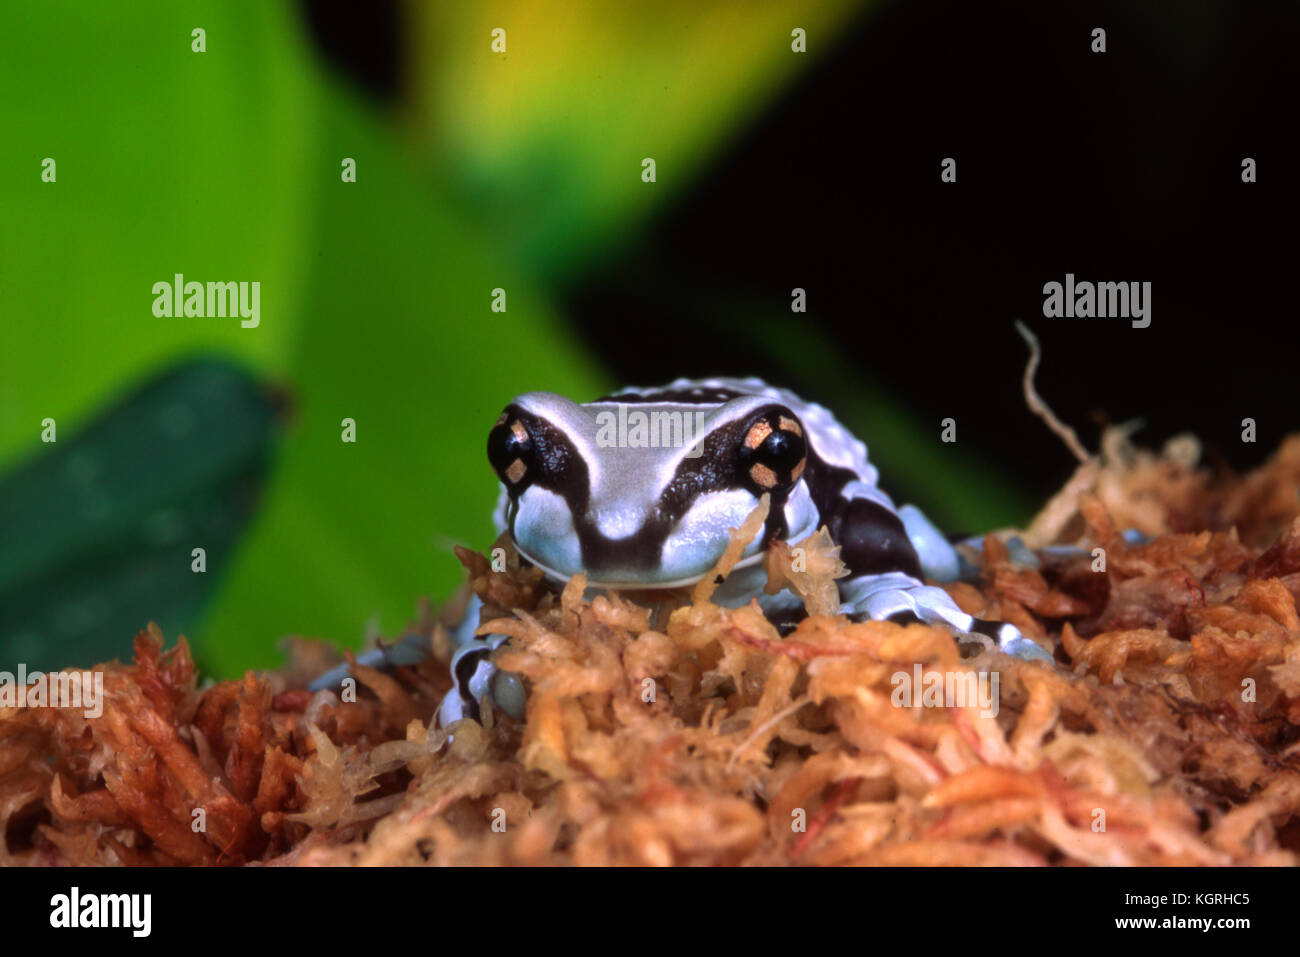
[{"xmin": 309, "ymin": 377, "xmax": 1054, "ymax": 724}]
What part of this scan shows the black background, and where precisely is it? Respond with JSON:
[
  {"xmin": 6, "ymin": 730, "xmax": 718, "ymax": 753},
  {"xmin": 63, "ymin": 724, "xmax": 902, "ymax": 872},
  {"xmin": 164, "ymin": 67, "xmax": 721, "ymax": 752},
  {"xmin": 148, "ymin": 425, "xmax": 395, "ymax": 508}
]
[{"xmin": 4, "ymin": 862, "xmax": 1280, "ymax": 941}]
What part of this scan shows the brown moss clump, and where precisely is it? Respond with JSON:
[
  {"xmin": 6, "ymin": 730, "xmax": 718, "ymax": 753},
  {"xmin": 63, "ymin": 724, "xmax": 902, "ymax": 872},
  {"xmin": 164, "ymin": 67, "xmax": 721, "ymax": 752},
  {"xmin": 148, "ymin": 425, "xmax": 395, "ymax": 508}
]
[{"xmin": 5, "ymin": 435, "xmax": 1300, "ymax": 866}]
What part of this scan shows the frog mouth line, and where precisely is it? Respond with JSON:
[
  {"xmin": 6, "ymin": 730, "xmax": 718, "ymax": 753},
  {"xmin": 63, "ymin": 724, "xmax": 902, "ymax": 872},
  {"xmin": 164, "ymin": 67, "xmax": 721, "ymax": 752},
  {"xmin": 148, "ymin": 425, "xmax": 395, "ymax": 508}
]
[{"xmin": 513, "ymin": 514, "xmax": 820, "ymax": 592}]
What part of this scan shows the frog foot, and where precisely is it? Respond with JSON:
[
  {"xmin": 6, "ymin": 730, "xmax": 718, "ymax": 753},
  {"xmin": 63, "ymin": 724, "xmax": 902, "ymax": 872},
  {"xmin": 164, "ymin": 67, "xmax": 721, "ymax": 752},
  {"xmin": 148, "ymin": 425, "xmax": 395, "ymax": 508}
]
[{"xmin": 437, "ymin": 635, "xmax": 526, "ymax": 727}]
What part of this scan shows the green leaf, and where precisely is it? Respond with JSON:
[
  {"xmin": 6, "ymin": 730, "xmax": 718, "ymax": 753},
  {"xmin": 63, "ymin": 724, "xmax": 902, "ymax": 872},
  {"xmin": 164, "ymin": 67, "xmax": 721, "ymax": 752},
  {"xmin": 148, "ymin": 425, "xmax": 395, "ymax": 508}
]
[
  {"xmin": 0, "ymin": 360, "xmax": 277, "ymax": 671},
  {"xmin": 408, "ymin": 0, "xmax": 869, "ymax": 279},
  {"xmin": 0, "ymin": 0, "xmax": 317, "ymax": 468}
]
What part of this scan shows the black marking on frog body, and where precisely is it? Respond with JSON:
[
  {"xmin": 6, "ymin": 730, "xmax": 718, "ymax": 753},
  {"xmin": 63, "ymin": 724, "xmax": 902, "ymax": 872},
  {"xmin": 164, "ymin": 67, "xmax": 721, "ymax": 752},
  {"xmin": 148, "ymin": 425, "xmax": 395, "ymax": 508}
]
[
  {"xmin": 595, "ymin": 385, "xmax": 747, "ymax": 405},
  {"xmin": 799, "ymin": 443, "xmax": 924, "ymax": 581}
]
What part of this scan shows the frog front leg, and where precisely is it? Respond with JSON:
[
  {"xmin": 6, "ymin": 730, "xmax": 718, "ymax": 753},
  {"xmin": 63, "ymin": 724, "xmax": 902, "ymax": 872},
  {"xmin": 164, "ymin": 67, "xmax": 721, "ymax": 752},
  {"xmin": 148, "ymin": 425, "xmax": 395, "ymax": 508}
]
[
  {"xmin": 305, "ymin": 632, "xmax": 434, "ymax": 693},
  {"xmin": 305, "ymin": 595, "xmax": 527, "ymax": 725},
  {"xmin": 828, "ymin": 490, "xmax": 1054, "ymax": 664},
  {"xmin": 435, "ymin": 595, "xmax": 527, "ymax": 727}
]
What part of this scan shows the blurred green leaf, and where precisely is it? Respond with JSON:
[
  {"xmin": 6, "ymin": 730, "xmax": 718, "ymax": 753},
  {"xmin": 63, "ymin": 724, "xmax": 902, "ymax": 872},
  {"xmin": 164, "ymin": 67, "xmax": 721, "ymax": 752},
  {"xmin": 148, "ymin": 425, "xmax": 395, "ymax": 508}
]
[
  {"xmin": 0, "ymin": 360, "xmax": 277, "ymax": 670},
  {"xmin": 0, "ymin": 0, "xmax": 317, "ymax": 467},
  {"xmin": 409, "ymin": 0, "xmax": 868, "ymax": 279}
]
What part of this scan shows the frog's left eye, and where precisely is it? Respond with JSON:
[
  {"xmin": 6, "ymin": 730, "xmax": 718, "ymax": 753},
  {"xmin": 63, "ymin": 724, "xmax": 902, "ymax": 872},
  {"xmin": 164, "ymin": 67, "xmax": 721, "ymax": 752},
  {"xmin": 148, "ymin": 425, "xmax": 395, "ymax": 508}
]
[
  {"xmin": 487, "ymin": 411, "xmax": 536, "ymax": 492},
  {"xmin": 737, "ymin": 411, "xmax": 807, "ymax": 494}
]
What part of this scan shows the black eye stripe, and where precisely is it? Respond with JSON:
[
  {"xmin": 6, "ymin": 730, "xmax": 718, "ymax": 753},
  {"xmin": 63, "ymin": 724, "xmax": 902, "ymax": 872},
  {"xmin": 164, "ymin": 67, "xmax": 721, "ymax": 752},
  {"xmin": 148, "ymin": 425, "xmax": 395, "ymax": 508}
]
[
  {"xmin": 596, "ymin": 386, "xmax": 745, "ymax": 405},
  {"xmin": 488, "ymin": 405, "xmax": 586, "ymax": 498}
]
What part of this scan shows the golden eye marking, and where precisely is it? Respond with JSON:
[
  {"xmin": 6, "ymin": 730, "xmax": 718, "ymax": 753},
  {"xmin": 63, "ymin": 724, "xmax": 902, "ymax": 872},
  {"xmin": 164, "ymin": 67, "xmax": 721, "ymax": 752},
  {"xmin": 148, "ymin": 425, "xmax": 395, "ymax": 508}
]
[
  {"xmin": 791, "ymin": 459, "xmax": 806, "ymax": 482},
  {"xmin": 749, "ymin": 463, "xmax": 777, "ymax": 489},
  {"xmin": 744, "ymin": 421, "xmax": 772, "ymax": 449},
  {"xmin": 494, "ymin": 412, "xmax": 509, "ymax": 427},
  {"xmin": 510, "ymin": 420, "xmax": 528, "ymax": 443},
  {"xmin": 506, "ymin": 458, "xmax": 527, "ymax": 484},
  {"xmin": 778, "ymin": 416, "xmax": 801, "ymax": 437}
]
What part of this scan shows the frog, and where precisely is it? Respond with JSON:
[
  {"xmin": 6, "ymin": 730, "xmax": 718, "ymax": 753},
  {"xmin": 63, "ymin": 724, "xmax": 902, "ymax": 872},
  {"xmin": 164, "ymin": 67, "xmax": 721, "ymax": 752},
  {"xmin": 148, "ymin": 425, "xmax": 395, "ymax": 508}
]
[{"xmin": 308, "ymin": 377, "xmax": 1054, "ymax": 724}]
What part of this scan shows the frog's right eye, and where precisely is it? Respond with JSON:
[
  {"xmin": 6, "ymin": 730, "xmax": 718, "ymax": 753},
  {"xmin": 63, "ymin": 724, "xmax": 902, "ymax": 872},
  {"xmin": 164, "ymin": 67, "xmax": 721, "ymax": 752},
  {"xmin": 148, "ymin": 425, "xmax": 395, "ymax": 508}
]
[{"xmin": 487, "ymin": 412, "xmax": 536, "ymax": 491}]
